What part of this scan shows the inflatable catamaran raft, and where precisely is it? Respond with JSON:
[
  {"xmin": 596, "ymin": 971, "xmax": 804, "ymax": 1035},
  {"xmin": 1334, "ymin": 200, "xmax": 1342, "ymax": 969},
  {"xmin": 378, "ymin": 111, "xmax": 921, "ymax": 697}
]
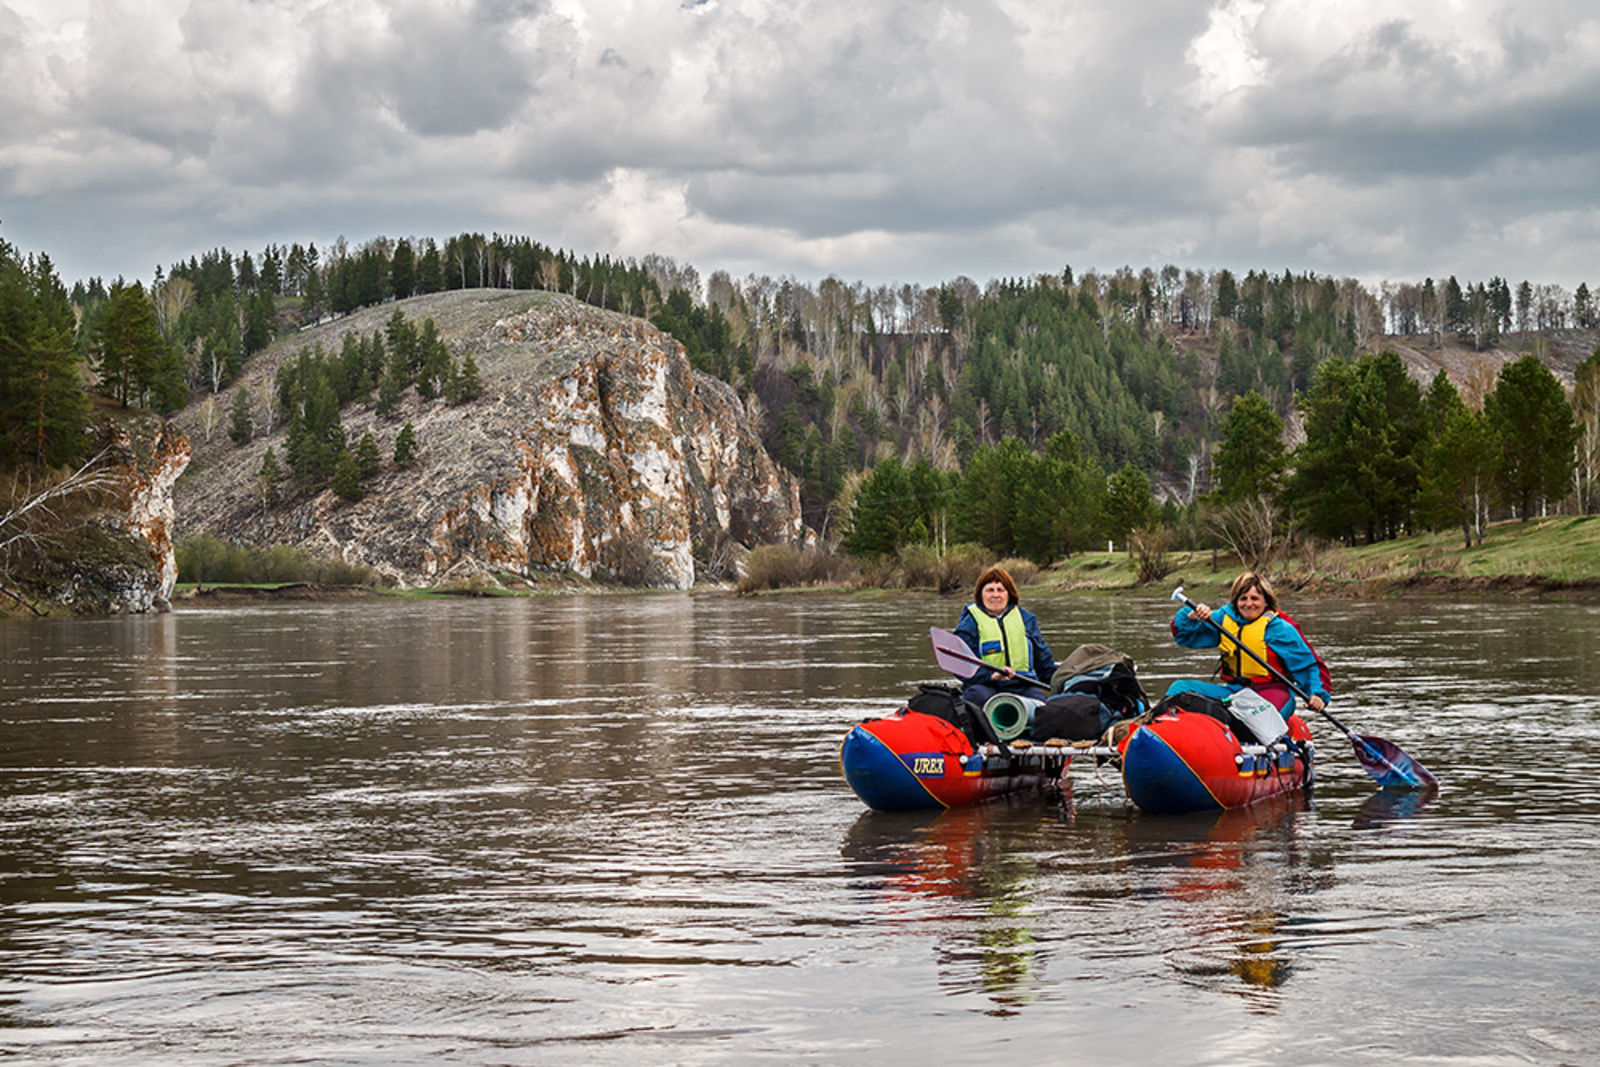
[
  {"xmin": 839, "ymin": 680, "xmax": 1313, "ymax": 815},
  {"xmin": 842, "ymin": 587, "xmax": 1435, "ymax": 814}
]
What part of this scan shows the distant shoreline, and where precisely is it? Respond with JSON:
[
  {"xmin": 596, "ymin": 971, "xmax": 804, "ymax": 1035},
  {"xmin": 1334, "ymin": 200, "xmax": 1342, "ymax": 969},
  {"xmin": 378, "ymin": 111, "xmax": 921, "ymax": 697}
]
[{"xmin": 163, "ymin": 568, "xmax": 1600, "ymax": 607}]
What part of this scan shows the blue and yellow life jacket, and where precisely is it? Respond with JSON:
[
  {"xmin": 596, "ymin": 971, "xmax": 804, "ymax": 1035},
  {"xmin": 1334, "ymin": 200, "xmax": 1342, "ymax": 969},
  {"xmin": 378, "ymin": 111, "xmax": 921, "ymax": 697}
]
[{"xmin": 969, "ymin": 604, "xmax": 1032, "ymax": 674}]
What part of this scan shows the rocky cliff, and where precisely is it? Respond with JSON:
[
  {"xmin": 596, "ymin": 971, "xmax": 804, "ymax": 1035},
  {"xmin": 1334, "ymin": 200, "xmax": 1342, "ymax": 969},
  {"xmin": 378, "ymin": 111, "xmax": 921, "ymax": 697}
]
[
  {"xmin": 172, "ymin": 290, "xmax": 806, "ymax": 589},
  {"xmin": 9, "ymin": 420, "xmax": 191, "ymax": 615}
]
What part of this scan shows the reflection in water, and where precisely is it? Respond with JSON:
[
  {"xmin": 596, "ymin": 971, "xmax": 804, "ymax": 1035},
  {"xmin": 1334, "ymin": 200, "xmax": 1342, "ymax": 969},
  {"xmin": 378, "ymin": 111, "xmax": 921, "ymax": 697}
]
[
  {"xmin": 843, "ymin": 789, "xmax": 1317, "ymax": 1015},
  {"xmin": 843, "ymin": 803, "xmax": 1045, "ymax": 1013},
  {"xmin": 1353, "ymin": 785, "xmax": 1441, "ymax": 829},
  {"xmin": 1115, "ymin": 792, "xmax": 1312, "ymax": 1011}
]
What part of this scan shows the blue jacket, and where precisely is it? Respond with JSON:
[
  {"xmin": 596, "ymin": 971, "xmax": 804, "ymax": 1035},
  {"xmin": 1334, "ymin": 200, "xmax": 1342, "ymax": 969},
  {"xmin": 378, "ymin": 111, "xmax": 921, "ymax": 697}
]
[{"xmin": 955, "ymin": 603, "xmax": 1057, "ymax": 687}]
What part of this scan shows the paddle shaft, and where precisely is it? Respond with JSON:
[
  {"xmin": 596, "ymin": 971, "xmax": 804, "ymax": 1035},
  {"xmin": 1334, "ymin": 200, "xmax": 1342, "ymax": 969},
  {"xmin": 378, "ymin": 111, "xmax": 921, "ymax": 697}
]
[{"xmin": 1170, "ymin": 587, "xmax": 1361, "ymax": 739}]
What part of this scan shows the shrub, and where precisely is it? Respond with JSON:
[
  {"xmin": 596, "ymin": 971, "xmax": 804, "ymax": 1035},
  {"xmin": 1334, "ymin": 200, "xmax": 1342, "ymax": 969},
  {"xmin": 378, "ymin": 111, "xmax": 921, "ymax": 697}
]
[
  {"xmin": 996, "ymin": 556, "xmax": 1039, "ymax": 587},
  {"xmin": 736, "ymin": 544, "xmax": 857, "ymax": 592},
  {"xmin": 1130, "ymin": 526, "xmax": 1178, "ymax": 585},
  {"xmin": 897, "ymin": 544, "xmax": 941, "ymax": 589},
  {"xmin": 175, "ymin": 536, "xmax": 379, "ymax": 586},
  {"xmin": 938, "ymin": 543, "xmax": 995, "ymax": 595}
]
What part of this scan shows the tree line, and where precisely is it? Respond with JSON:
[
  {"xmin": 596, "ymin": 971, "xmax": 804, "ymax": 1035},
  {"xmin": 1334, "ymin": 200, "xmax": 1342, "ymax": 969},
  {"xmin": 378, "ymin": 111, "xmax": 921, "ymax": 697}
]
[{"xmin": 1222, "ymin": 349, "xmax": 1596, "ymax": 550}]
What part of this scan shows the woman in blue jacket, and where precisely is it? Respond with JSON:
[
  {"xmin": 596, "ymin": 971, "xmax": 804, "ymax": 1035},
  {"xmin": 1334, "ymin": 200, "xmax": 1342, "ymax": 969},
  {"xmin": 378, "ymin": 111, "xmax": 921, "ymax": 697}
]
[
  {"xmin": 1168, "ymin": 571, "xmax": 1329, "ymax": 715},
  {"xmin": 955, "ymin": 566, "xmax": 1057, "ymax": 709}
]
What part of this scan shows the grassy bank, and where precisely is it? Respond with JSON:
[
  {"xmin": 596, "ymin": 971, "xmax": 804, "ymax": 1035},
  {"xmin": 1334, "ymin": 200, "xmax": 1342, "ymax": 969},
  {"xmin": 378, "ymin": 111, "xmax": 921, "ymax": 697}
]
[
  {"xmin": 1039, "ymin": 515, "xmax": 1600, "ymax": 599},
  {"xmin": 157, "ymin": 515, "xmax": 1600, "ymax": 610}
]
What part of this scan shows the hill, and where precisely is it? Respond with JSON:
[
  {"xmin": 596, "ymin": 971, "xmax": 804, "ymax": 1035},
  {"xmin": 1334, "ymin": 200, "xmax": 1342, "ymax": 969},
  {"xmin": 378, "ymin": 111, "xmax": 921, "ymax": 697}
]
[{"xmin": 171, "ymin": 289, "xmax": 806, "ymax": 589}]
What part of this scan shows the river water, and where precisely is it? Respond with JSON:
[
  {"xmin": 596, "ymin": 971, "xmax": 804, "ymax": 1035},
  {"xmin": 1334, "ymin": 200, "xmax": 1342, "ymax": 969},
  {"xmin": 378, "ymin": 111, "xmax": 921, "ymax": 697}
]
[{"xmin": 2, "ymin": 590, "xmax": 1598, "ymax": 1065}]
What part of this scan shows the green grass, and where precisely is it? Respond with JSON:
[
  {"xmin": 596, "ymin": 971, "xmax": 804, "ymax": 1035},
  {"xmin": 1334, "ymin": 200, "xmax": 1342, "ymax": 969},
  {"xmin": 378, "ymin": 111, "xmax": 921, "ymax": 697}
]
[
  {"xmin": 1306, "ymin": 516, "xmax": 1600, "ymax": 585},
  {"xmin": 1032, "ymin": 515, "xmax": 1600, "ymax": 597}
]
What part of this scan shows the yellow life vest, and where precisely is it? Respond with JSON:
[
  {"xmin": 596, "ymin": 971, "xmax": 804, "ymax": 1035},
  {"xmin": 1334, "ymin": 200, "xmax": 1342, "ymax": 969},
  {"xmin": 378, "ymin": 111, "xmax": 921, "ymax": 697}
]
[
  {"xmin": 1219, "ymin": 610, "xmax": 1277, "ymax": 682},
  {"xmin": 970, "ymin": 604, "xmax": 1032, "ymax": 673}
]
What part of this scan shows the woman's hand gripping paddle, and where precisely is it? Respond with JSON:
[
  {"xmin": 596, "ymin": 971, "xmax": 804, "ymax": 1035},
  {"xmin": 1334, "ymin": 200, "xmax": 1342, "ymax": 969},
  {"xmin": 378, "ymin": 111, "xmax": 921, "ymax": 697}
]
[
  {"xmin": 928, "ymin": 627, "xmax": 1051, "ymax": 694},
  {"xmin": 1169, "ymin": 585, "xmax": 1437, "ymax": 789}
]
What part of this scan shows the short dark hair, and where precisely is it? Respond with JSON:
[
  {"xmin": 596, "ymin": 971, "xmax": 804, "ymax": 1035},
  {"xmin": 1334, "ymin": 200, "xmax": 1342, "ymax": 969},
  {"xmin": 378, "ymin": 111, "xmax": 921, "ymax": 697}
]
[{"xmin": 973, "ymin": 566, "xmax": 1019, "ymax": 608}]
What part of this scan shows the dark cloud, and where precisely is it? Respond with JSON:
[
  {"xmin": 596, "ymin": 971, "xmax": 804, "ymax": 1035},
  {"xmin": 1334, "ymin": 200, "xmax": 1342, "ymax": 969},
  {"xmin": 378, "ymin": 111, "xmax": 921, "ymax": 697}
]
[{"xmin": 1213, "ymin": 13, "xmax": 1600, "ymax": 182}]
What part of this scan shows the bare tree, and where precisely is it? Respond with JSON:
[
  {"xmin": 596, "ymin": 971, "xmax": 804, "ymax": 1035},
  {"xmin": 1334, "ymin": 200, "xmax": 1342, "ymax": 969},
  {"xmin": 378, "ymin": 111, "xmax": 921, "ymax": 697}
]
[
  {"xmin": 1184, "ymin": 269, "xmax": 1211, "ymax": 333},
  {"xmin": 1575, "ymin": 360, "xmax": 1600, "ymax": 514},
  {"xmin": 0, "ymin": 449, "xmax": 125, "ymax": 613},
  {"xmin": 151, "ymin": 275, "xmax": 195, "ymax": 339},
  {"xmin": 198, "ymin": 394, "xmax": 219, "ymax": 444},
  {"xmin": 255, "ymin": 378, "xmax": 280, "ymax": 434},
  {"xmin": 1205, "ymin": 495, "xmax": 1283, "ymax": 573}
]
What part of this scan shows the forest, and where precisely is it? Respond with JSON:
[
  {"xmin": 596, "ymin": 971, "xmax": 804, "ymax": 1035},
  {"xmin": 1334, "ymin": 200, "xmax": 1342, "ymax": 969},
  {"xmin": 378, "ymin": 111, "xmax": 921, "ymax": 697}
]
[{"xmin": 3, "ymin": 226, "xmax": 1599, "ymax": 588}]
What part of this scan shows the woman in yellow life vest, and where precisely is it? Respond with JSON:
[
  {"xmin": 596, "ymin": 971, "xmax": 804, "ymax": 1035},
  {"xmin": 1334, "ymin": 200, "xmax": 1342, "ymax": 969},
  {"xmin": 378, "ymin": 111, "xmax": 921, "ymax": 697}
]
[
  {"xmin": 953, "ymin": 566, "xmax": 1058, "ymax": 709},
  {"xmin": 1168, "ymin": 571, "xmax": 1330, "ymax": 715}
]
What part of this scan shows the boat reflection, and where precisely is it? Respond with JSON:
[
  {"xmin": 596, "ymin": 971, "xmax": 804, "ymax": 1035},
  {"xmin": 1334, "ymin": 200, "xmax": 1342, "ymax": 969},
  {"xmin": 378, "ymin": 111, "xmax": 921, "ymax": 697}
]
[
  {"xmin": 841, "ymin": 786, "xmax": 1321, "ymax": 1014},
  {"xmin": 842, "ymin": 800, "xmax": 1051, "ymax": 1015},
  {"xmin": 1116, "ymin": 790, "xmax": 1312, "ymax": 1008}
]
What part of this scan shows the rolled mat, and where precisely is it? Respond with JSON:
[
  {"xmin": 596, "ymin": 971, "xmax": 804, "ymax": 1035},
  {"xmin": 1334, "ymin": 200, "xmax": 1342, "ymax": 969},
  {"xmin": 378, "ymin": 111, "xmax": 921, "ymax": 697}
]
[{"xmin": 983, "ymin": 693, "xmax": 1042, "ymax": 742}]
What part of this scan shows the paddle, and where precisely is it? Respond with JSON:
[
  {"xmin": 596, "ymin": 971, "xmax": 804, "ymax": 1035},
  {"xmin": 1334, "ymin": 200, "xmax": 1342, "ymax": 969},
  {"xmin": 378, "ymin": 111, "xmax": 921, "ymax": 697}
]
[
  {"xmin": 928, "ymin": 627, "xmax": 1051, "ymax": 695},
  {"xmin": 1169, "ymin": 585, "xmax": 1437, "ymax": 789}
]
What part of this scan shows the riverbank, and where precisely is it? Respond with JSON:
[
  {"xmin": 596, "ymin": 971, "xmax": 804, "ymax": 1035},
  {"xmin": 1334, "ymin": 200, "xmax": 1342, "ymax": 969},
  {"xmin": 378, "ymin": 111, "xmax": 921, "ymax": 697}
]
[
  {"xmin": 18, "ymin": 514, "xmax": 1593, "ymax": 618},
  {"xmin": 1041, "ymin": 514, "xmax": 1600, "ymax": 600}
]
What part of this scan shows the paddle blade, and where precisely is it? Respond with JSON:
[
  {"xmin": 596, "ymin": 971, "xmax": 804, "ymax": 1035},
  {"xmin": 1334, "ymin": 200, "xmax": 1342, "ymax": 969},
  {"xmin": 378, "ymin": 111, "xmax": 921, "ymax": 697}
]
[
  {"xmin": 1350, "ymin": 733, "xmax": 1438, "ymax": 789},
  {"xmin": 929, "ymin": 627, "xmax": 983, "ymax": 678}
]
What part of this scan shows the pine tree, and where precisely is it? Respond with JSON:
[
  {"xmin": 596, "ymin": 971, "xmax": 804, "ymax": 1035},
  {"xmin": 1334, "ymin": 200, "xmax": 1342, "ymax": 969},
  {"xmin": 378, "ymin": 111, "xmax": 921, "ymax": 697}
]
[
  {"xmin": 1011, "ymin": 432, "xmax": 1104, "ymax": 563},
  {"xmin": 376, "ymin": 367, "xmax": 405, "ymax": 418},
  {"xmin": 355, "ymin": 429, "xmax": 381, "ymax": 477},
  {"xmin": 258, "ymin": 447, "xmax": 283, "ymax": 506},
  {"xmin": 393, "ymin": 421, "xmax": 419, "ymax": 467},
  {"xmin": 1212, "ymin": 391, "xmax": 1286, "ymax": 503},
  {"xmin": 331, "ymin": 449, "xmax": 362, "ymax": 500},
  {"xmin": 451, "ymin": 351, "xmax": 483, "ymax": 402},
  {"xmin": 1484, "ymin": 354, "xmax": 1579, "ymax": 518},
  {"xmin": 841, "ymin": 456, "xmax": 914, "ymax": 557},
  {"xmin": 417, "ymin": 241, "xmax": 444, "ymax": 294},
  {"xmin": 415, "ymin": 319, "xmax": 450, "ymax": 399},
  {"xmin": 1417, "ymin": 371, "xmax": 1491, "ymax": 545},
  {"xmin": 227, "ymin": 386, "xmax": 253, "ymax": 444},
  {"xmin": 0, "ymin": 249, "xmax": 89, "ymax": 467},
  {"xmin": 243, "ymin": 285, "xmax": 276, "ymax": 356},
  {"xmin": 391, "ymin": 239, "xmax": 417, "ymax": 299},
  {"xmin": 93, "ymin": 281, "xmax": 170, "ymax": 408},
  {"xmin": 1292, "ymin": 353, "xmax": 1426, "ymax": 542},
  {"xmin": 1104, "ymin": 465, "xmax": 1157, "ymax": 552}
]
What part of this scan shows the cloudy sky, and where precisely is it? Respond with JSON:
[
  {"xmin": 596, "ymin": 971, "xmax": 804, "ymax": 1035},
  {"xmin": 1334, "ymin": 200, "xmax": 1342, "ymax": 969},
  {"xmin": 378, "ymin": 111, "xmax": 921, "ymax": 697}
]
[{"xmin": 2, "ymin": 0, "xmax": 1597, "ymax": 295}]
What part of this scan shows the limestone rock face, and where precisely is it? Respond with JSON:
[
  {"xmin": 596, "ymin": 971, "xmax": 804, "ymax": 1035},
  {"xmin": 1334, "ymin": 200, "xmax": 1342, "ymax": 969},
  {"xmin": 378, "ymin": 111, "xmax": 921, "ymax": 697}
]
[{"xmin": 173, "ymin": 290, "xmax": 805, "ymax": 588}]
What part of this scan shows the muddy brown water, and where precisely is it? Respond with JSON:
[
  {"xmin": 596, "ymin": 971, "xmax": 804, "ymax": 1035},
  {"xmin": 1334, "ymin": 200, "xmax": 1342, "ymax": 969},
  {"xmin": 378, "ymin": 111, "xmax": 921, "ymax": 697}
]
[{"xmin": 2, "ymin": 592, "xmax": 1597, "ymax": 1065}]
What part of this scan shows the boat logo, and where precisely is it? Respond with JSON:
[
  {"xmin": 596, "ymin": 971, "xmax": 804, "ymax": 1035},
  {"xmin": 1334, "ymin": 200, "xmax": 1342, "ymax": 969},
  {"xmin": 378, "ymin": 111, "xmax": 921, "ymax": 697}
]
[{"xmin": 907, "ymin": 755, "xmax": 946, "ymax": 777}]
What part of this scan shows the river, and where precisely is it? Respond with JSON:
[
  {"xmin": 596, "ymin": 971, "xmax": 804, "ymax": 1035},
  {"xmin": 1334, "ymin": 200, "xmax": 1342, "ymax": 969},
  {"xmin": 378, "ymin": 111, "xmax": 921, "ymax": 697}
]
[{"xmin": 2, "ymin": 591, "xmax": 1597, "ymax": 1065}]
